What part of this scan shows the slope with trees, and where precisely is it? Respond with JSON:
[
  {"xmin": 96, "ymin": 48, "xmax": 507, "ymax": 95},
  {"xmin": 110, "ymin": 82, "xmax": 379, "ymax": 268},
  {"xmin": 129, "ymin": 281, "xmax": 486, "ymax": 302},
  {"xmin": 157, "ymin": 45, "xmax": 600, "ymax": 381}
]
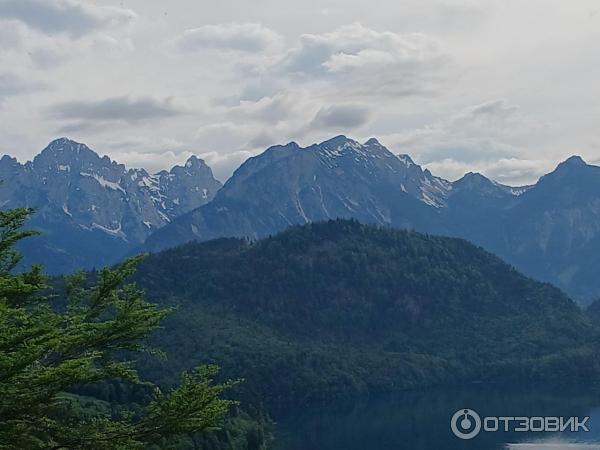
[
  {"xmin": 134, "ymin": 220, "xmax": 598, "ymax": 404},
  {"xmin": 0, "ymin": 208, "xmax": 268, "ymax": 450}
]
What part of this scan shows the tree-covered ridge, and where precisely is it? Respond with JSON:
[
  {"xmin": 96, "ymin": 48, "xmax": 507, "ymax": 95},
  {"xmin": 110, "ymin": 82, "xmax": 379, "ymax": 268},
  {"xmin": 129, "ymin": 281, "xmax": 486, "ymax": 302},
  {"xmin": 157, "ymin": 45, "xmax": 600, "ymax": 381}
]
[{"xmin": 135, "ymin": 220, "xmax": 595, "ymax": 404}]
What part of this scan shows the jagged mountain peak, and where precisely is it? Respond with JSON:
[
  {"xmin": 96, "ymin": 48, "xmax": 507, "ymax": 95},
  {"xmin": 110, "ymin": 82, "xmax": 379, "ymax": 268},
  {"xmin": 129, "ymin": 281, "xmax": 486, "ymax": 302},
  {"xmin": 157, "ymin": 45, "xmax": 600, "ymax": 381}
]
[
  {"xmin": 167, "ymin": 154, "xmax": 212, "ymax": 176},
  {"xmin": 47, "ymin": 136, "xmax": 83, "ymax": 148},
  {"xmin": 42, "ymin": 137, "xmax": 93, "ymax": 157},
  {"xmin": 455, "ymin": 171, "xmax": 492, "ymax": 186},
  {"xmin": 538, "ymin": 154, "xmax": 598, "ymax": 186},
  {"xmin": 450, "ymin": 171, "xmax": 527, "ymax": 200},
  {"xmin": 317, "ymin": 135, "xmax": 362, "ymax": 156},
  {"xmin": 314, "ymin": 135, "xmax": 395, "ymax": 163},
  {"xmin": 183, "ymin": 155, "xmax": 206, "ymax": 168},
  {"xmin": 364, "ymin": 137, "xmax": 382, "ymax": 146},
  {"xmin": 560, "ymin": 155, "xmax": 587, "ymax": 167},
  {"xmin": 276, "ymin": 141, "xmax": 301, "ymax": 152},
  {"xmin": 319, "ymin": 134, "xmax": 353, "ymax": 147},
  {"xmin": 34, "ymin": 137, "xmax": 123, "ymax": 176},
  {"xmin": 550, "ymin": 155, "xmax": 591, "ymax": 175},
  {"xmin": 0, "ymin": 154, "xmax": 18, "ymax": 164},
  {"xmin": 226, "ymin": 141, "xmax": 301, "ymax": 186}
]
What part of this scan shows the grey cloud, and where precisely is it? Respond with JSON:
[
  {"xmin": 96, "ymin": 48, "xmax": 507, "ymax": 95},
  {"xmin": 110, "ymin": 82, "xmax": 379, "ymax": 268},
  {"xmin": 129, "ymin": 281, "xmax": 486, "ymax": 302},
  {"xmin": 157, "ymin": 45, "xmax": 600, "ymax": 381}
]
[
  {"xmin": 105, "ymin": 136, "xmax": 185, "ymax": 153},
  {"xmin": 0, "ymin": 72, "xmax": 45, "ymax": 101},
  {"xmin": 242, "ymin": 23, "xmax": 453, "ymax": 102},
  {"xmin": 55, "ymin": 120, "xmax": 113, "ymax": 135},
  {"xmin": 28, "ymin": 45, "xmax": 69, "ymax": 68},
  {"xmin": 173, "ymin": 23, "xmax": 282, "ymax": 53},
  {"xmin": 449, "ymin": 100, "xmax": 532, "ymax": 140},
  {"xmin": 483, "ymin": 158, "xmax": 550, "ymax": 185},
  {"xmin": 387, "ymin": 124, "xmax": 521, "ymax": 165},
  {"xmin": 199, "ymin": 150, "xmax": 254, "ymax": 181},
  {"xmin": 0, "ymin": 19, "xmax": 24, "ymax": 48},
  {"xmin": 280, "ymin": 23, "xmax": 448, "ymax": 78},
  {"xmin": 225, "ymin": 92, "xmax": 306, "ymax": 125},
  {"xmin": 0, "ymin": 0, "xmax": 135, "ymax": 37},
  {"xmin": 248, "ymin": 131, "xmax": 278, "ymax": 149},
  {"xmin": 425, "ymin": 156, "xmax": 553, "ymax": 186},
  {"xmin": 281, "ymin": 34, "xmax": 333, "ymax": 76},
  {"xmin": 415, "ymin": 138, "xmax": 519, "ymax": 164},
  {"xmin": 465, "ymin": 99, "xmax": 519, "ymax": 120},
  {"xmin": 207, "ymin": 24, "xmax": 451, "ymax": 144},
  {"xmin": 311, "ymin": 104, "xmax": 371, "ymax": 129},
  {"xmin": 49, "ymin": 96, "xmax": 183, "ymax": 124},
  {"xmin": 194, "ymin": 122, "xmax": 260, "ymax": 152},
  {"xmin": 383, "ymin": 98, "xmax": 530, "ymax": 169},
  {"xmin": 238, "ymin": 77, "xmax": 286, "ymax": 102}
]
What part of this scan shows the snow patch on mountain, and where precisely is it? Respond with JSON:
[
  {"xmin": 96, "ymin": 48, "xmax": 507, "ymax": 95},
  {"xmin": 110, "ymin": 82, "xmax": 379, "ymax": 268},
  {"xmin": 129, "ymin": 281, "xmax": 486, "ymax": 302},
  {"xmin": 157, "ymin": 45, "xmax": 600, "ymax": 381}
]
[
  {"xmin": 80, "ymin": 172, "xmax": 126, "ymax": 193},
  {"xmin": 92, "ymin": 222, "xmax": 127, "ymax": 240}
]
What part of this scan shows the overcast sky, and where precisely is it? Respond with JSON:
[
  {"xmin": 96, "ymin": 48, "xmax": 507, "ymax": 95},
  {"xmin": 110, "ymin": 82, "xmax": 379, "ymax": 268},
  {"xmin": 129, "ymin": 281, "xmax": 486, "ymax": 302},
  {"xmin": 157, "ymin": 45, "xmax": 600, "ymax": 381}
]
[{"xmin": 1, "ymin": 0, "xmax": 599, "ymax": 184}]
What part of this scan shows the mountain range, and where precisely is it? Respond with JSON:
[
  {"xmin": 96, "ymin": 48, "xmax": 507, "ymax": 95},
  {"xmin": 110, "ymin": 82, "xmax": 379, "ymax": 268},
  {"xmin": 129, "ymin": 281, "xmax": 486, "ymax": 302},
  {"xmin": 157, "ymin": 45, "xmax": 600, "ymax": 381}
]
[
  {"xmin": 142, "ymin": 135, "xmax": 532, "ymax": 253},
  {"xmin": 0, "ymin": 137, "xmax": 221, "ymax": 272},
  {"xmin": 141, "ymin": 135, "xmax": 600, "ymax": 303},
  {"xmin": 2, "ymin": 135, "xmax": 600, "ymax": 303}
]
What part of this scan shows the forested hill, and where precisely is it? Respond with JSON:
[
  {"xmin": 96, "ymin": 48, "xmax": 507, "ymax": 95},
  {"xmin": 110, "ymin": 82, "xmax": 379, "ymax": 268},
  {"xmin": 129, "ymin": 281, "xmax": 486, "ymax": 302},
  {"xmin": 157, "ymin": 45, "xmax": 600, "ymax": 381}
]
[{"xmin": 134, "ymin": 220, "xmax": 595, "ymax": 403}]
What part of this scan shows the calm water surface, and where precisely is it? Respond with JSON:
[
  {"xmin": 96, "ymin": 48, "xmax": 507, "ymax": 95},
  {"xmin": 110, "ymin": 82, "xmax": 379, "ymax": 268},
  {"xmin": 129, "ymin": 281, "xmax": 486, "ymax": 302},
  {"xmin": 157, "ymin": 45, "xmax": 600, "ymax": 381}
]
[{"xmin": 272, "ymin": 385, "xmax": 600, "ymax": 450}]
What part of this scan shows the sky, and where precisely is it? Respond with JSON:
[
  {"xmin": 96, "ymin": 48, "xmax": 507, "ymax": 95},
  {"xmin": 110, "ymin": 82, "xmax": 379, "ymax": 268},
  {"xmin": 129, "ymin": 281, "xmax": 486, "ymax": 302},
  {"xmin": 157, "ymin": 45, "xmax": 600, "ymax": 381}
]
[{"xmin": 1, "ymin": 0, "xmax": 600, "ymax": 185}]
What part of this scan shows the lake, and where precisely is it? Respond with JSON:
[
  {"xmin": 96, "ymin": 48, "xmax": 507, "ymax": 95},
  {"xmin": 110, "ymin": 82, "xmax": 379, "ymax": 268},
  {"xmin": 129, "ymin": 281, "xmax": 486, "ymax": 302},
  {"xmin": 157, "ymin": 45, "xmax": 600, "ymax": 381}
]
[{"xmin": 272, "ymin": 385, "xmax": 600, "ymax": 450}]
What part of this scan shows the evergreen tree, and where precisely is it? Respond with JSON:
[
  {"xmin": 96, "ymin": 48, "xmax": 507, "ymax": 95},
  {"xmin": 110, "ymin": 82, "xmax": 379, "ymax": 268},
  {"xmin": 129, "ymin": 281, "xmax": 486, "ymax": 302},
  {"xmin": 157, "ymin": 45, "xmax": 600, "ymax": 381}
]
[{"xmin": 0, "ymin": 208, "xmax": 236, "ymax": 449}]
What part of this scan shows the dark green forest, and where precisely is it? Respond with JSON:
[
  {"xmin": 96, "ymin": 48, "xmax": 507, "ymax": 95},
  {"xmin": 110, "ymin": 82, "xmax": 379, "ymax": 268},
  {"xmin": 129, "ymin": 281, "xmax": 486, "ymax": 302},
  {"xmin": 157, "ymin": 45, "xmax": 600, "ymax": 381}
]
[{"xmin": 132, "ymin": 220, "xmax": 600, "ymax": 405}]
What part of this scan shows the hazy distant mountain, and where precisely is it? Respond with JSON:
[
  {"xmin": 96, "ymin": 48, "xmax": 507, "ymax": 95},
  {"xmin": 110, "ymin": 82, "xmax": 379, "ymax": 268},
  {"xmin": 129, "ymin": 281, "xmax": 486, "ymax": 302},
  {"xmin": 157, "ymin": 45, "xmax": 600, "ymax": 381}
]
[
  {"xmin": 141, "ymin": 135, "xmax": 600, "ymax": 303},
  {"xmin": 432, "ymin": 155, "xmax": 600, "ymax": 302},
  {"xmin": 0, "ymin": 138, "xmax": 222, "ymax": 273},
  {"xmin": 489, "ymin": 156, "xmax": 600, "ymax": 302}
]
